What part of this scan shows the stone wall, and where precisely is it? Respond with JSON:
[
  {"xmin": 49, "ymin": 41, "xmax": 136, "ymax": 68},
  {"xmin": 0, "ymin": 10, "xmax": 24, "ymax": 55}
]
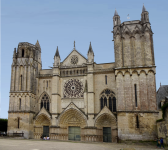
[
  {"xmin": 157, "ymin": 106, "xmax": 168, "ymax": 144},
  {"xmin": 118, "ymin": 112, "xmax": 158, "ymax": 140}
]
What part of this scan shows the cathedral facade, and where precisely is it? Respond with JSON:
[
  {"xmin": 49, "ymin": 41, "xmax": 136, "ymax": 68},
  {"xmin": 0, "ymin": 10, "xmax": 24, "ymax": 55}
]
[{"xmin": 8, "ymin": 5, "xmax": 159, "ymax": 142}]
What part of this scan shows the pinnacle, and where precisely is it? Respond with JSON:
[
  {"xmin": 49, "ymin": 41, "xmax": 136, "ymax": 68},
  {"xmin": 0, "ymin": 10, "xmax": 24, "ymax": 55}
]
[
  {"xmin": 88, "ymin": 42, "xmax": 94, "ymax": 54},
  {"xmin": 142, "ymin": 4, "xmax": 147, "ymax": 12},
  {"xmin": 35, "ymin": 40, "xmax": 40, "ymax": 47},
  {"xmin": 114, "ymin": 9, "xmax": 118, "ymax": 16},
  {"xmin": 55, "ymin": 46, "xmax": 60, "ymax": 57}
]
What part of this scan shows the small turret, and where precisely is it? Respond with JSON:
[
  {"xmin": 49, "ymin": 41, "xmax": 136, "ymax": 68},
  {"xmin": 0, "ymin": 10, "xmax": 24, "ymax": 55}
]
[
  {"xmin": 54, "ymin": 46, "xmax": 61, "ymax": 67},
  {"xmin": 87, "ymin": 42, "xmax": 94, "ymax": 63},
  {"xmin": 141, "ymin": 4, "xmax": 149, "ymax": 24},
  {"xmin": 13, "ymin": 48, "xmax": 17, "ymax": 58},
  {"xmin": 113, "ymin": 9, "xmax": 121, "ymax": 27}
]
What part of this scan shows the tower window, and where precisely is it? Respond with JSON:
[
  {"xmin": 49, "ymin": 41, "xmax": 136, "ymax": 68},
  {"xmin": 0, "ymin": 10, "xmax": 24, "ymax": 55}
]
[
  {"xmin": 136, "ymin": 115, "xmax": 139, "ymax": 128},
  {"xmin": 18, "ymin": 118, "xmax": 20, "ymax": 128},
  {"xmin": 20, "ymin": 75, "xmax": 22, "ymax": 90},
  {"xmin": 22, "ymin": 49, "xmax": 24, "ymax": 57},
  {"xmin": 113, "ymin": 97, "xmax": 116, "ymax": 112},
  {"xmin": 134, "ymin": 84, "xmax": 137, "ymax": 107},
  {"xmin": 100, "ymin": 97, "xmax": 103, "ymax": 110},
  {"xmin": 100, "ymin": 89, "xmax": 116, "ymax": 112},
  {"xmin": 19, "ymin": 99, "xmax": 21, "ymax": 110},
  {"xmin": 47, "ymin": 81, "xmax": 48, "ymax": 87},
  {"xmin": 41, "ymin": 94, "xmax": 50, "ymax": 111},
  {"xmin": 105, "ymin": 75, "xmax": 107, "ymax": 84},
  {"xmin": 109, "ymin": 97, "xmax": 112, "ymax": 111}
]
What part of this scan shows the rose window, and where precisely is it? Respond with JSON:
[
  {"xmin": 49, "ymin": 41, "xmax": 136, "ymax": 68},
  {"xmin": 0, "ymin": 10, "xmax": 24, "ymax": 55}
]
[
  {"xmin": 63, "ymin": 79, "xmax": 84, "ymax": 98},
  {"xmin": 71, "ymin": 55, "xmax": 78, "ymax": 64}
]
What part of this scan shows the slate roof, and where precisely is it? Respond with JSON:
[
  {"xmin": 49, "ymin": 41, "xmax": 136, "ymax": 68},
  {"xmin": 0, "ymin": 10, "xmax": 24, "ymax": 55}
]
[{"xmin": 157, "ymin": 85, "xmax": 168, "ymax": 109}]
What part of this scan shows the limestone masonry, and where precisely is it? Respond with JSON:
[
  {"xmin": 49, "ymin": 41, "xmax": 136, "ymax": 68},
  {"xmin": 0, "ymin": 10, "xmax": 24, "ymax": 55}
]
[{"xmin": 8, "ymin": 5, "xmax": 159, "ymax": 142}]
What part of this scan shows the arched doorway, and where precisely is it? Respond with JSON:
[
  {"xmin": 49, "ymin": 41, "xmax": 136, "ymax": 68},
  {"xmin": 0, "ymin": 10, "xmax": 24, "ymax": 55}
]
[
  {"xmin": 58, "ymin": 108, "xmax": 87, "ymax": 141},
  {"xmin": 34, "ymin": 113, "xmax": 51, "ymax": 139},
  {"xmin": 95, "ymin": 112, "xmax": 117, "ymax": 142}
]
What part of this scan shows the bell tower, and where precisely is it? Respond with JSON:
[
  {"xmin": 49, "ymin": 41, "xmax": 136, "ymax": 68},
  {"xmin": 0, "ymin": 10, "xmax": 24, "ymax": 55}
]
[{"xmin": 8, "ymin": 41, "xmax": 42, "ymax": 138}]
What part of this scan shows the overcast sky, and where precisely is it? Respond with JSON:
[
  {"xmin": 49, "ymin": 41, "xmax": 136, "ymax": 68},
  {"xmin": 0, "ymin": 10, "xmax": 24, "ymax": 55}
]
[{"xmin": 1, "ymin": 0, "xmax": 168, "ymax": 118}]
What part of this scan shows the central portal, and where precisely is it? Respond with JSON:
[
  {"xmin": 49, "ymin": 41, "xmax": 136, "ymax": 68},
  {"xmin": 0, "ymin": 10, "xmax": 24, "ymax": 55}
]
[
  {"xmin": 103, "ymin": 127, "xmax": 111, "ymax": 142},
  {"xmin": 68, "ymin": 126, "xmax": 81, "ymax": 141}
]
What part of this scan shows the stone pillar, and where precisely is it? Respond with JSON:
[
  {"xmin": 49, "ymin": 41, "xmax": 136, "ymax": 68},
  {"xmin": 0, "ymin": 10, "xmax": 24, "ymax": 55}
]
[
  {"xmin": 87, "ymin": 64, "xmax": 94, "ymax": 126},
  {"xmin": 10, "ymin": 66, "xmax": 15, "ymax": 91},
  {"xmin": 52, "ymin": 67, "xmax": 60, "ymax": 114}
]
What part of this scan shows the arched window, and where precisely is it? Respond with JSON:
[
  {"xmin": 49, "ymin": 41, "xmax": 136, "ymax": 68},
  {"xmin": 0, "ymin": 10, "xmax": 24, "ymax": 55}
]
[
  {"xmin": 22, "ymin": 49, "xmax": 24, "ymax": 57},
  {"xmin": 20, "ymin": 75, "xmax": 22, "ymax": 90},
  {"xmin": 41, "ymin": 94, "xmax": 50, "ymax": 111},
  {"xmin": 100, "ymin": 89, "xmax": 116, "ymax": 112},
  {"xmin": 109, "ymin": 97, "xmax": 112, "ymax": 111},
  {"xmin": 105, "ymin": 75, "xmax": 107, "ymax": 85},
  {"xmin": 113, "ymin": 97, "xmax": 116, "ymax": 112},
  {"xmin": 19, "ymin": 99, "xmax": 21, "ymax": 110},
  {"xmin": 136, "ymin": 115, "xmax": 139, "ymax": 128},
  {"xmin": 100, "ymin": 97, "xmax": 104, "ymax": 110},
  {"xmin": 104, "ymin": 97, "xmax": 107, "ymax": 106}
]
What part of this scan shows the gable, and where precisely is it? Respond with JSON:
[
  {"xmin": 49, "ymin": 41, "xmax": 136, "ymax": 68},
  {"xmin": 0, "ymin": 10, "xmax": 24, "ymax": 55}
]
[{"xmin": 61, "ymin": 49, "xmax": 87, "ymax": 66}]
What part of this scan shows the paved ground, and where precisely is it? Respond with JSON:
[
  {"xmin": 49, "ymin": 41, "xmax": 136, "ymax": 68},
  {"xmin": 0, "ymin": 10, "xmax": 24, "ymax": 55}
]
[{"xmin": 0, "ymin": 139, "xmax": 167, "ymax": 150}]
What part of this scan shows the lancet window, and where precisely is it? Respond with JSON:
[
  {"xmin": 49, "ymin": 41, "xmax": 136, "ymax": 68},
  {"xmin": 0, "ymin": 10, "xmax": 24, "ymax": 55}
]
[
  {"xmin": 100, "ymin": 89, "xmax": 116, "ymax": 112},
  {"xmin": 41, "ymin": 94, "xmax": 50, "ymax": 111}
]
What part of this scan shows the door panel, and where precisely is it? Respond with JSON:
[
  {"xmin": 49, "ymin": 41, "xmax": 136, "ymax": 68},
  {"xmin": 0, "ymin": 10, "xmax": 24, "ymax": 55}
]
[
  {"xmin": 68, "ymin": 126, "xmax": 81, "ymax": 141},
  {"xmin": 43, "ymin": 126, "xmax": 49, "ymax": 137},
  {"xmin": 103, "ymin": 127, "xmax": 111, "ymax": 142}
]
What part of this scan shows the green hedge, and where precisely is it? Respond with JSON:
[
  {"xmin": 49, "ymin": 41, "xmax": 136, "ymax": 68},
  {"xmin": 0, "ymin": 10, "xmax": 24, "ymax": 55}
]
[{"xmin": 0, "ymin": 118, "xmax": 8, "ymax": 132}]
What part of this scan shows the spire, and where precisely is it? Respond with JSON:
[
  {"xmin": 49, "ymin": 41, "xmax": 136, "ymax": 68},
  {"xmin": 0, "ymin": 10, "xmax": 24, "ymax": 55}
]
[
  {"xmin": 13, "ymin": 48, "xmax": 16, "ymax": 58},
  {"xmin": 88, "ymin": 42, "xmax": 94, "ymax": 54},
  {"xmin": 114, "ymin": 9, "xmax": 118, "ymax": 16},
  {"xmin": 55, "ymin": 46, "xmax": 60, "ymax": 58},
  {"xmin": 35, "ymin": 40, "xmax": 40, "ymax": 47},
  {"xmin": 142, "ymin": 4, "xmax": 147, "ymax": 12}
]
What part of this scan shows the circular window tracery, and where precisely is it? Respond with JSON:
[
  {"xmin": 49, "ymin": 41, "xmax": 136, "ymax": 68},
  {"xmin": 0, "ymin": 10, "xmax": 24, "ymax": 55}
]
[
  {"xmin": 63, "ymin": 79, "xmax": 84, "ymax": 98},
  {"xmin": 71, "ymin": 55, "xmax": 78, "ymax": 64}
]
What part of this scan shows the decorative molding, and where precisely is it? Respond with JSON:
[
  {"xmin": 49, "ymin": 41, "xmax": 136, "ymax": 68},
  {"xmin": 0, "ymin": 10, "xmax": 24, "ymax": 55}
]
[{"xmin": 8, "ymin": 110, "xmax": 35, "ymax": 113}]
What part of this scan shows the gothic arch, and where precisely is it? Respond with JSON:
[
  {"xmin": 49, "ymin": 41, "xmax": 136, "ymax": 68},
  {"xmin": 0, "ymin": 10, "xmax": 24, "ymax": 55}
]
[
  {"xmin": 58, "ymin": 108, "xmax": 87, "ymax": 128},
  {"xmin": 38, "ymin": 91, "xmax": 51, "ymax": 112},
  {"xmin": 34, "ymin": 113, "xmax": 51, "ymax": 126},
  {"xmin": 95, "ymin": 113, "xmax": 117, "ymax": 129},
  {"xmin": 38, "ymin": 91, "xmax": 51, "ymax": 103},
  {"xmin": 99, "ymin": 89, "xmax": 116, "ymax": 112}
]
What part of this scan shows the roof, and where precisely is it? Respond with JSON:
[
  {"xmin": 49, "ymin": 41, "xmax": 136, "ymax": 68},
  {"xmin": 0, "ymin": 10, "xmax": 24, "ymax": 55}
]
[
  {"xmin": 142, "ymin": 4, "xmax": 147, "ymax": 12},
  {"xmin": 157, "ymin": 85, "xmax": 168, "ymax": 109},
  {"xmin": 114, "ymin": 9, "xmax": 118, "ymax": 16}
]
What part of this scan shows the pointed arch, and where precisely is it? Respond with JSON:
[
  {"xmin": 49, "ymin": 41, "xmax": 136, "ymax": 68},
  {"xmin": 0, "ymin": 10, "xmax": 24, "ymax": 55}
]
[
  {"xmin": 58, "ymin": 108, "xmax": 87, "ymax": 128},
  {"xmin": 95, "ymin": 108, "xmax": 117, "ymax": 129},
  {"xmin": 38, "ymin": 91, "xmax": 51, "ymax": 103},
  {"xmin": 39, "ymin": 91, "xmax": 51, "ymax": 112},
  {"xmin": 34, "ymin": 113, "xmax": 51, "ymax": 126}
]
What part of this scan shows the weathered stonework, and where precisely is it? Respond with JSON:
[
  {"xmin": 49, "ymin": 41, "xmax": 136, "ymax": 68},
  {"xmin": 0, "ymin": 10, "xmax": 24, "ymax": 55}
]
[{"xmin": 8, "ymin": 5, "xmax": 159, "ymax": 142}]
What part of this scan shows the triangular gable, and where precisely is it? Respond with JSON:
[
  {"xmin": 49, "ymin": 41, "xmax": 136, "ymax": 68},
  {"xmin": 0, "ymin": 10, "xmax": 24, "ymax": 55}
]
[
  {"xmin": 122, "ymin": 25, "xmax": 131, "ymax": 35},
  {"xmin": 133, "ymin": 25, "xmax": 142, "ymax": 33},
  {"xmin": 59, "ymin": 102, "xmax": 86, "ymax": 117},
  {"xmin": 61, "ymin": 49, "xmax": 87, "ymax": 66},
  {"xmin": 94, "ymin": 106, "xmax": 116, "ymax": 121},
  {"xmin": 34, "ymin": 107, "xmax": 51, "ymax": 120}
]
